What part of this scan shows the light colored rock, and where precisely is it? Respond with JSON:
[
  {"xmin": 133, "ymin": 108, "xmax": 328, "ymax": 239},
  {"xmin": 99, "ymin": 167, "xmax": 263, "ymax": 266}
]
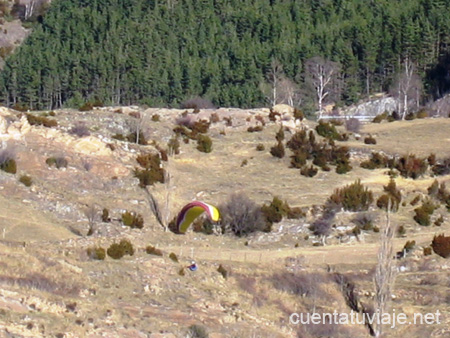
[
  {"xmin": 0, "ymin": 115, "xmax": 7, "ymax": 134},
  {"xmin": 73, "ymin": 136, "xmax": 111, "ymax": 156},
  {"xmin": 120, "ymin": 106, "xmax": 139, "ymax": 116},
  {"xmin": 6, "ymin": 124, "xmax": 21, "ymax": 139},
  {"xmin": 19, "ymin": 115, "xmax": 31, "ymax": 135},
  {"xmin": 271, "ymin": 103, "xmax": 294, "ymax": 116}
]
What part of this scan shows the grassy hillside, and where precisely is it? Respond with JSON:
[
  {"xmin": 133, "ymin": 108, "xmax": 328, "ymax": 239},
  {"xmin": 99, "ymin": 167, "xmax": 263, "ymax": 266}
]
[{"xmin": 0, "ymin": 105, "xmax": 449, "ymax": 337}]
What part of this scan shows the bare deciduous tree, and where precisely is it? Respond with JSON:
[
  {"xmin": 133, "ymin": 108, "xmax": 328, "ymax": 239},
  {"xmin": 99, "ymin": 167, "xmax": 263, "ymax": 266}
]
[
  {"xmin": 265, "ymin": 59, "xmax": 284, "ymax": 106},
  {"xmin": 305, "ymin": 56, "xmax": 340, "ymax": 119},
  {"xmin": 374, "ymin": 200, "xmax": 398, "ymax": 337},
  {"xmin": 390, "ymin": 58, "xmax": 422, "ymax": 119},
  {"xmin": 84, "ymin": 205, "xmax": 98, "ymax": 236},
  {"xmin": 278, "ymin": 77, "xmax": 302, "ymax": 107},
  {"xmin": 144, "ymin": 157, "xmax": 173, "ymax": 232}
]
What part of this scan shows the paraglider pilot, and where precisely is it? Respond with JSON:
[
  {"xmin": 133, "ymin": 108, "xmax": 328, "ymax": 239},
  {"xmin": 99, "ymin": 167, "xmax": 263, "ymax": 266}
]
[{"xmin": 188, "ymin": 261, "xmax": 198, "ymax": 271}]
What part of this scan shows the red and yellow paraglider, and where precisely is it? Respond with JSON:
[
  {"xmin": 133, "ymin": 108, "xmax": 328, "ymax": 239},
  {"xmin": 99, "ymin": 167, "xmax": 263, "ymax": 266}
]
[{"xmin": 176, "ymin": 201, "xmax": 220, "ymax": 234}]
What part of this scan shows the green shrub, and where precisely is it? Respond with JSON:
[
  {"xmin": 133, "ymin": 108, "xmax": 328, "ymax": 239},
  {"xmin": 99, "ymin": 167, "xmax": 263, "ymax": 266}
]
[
  {"xmin": 353, "ymin": 212, "xmax": 375, "ymax": 231},
  {"xmin": 217, "ymin": 264, "xmax": 228, "ymax": 279},
  {"xmin": 435, "ymin": 215, "xmax": 444, "ymax": 226},
  {"xmin": 169, "ymin": 252, "xmax": 178, "ymax": 263},
  {"xmin": 247, "ymin": 126, "xmax": 263, "ymax": 132},
  {"xmin": 428, "ymin": 153, "xmax": 437, "ymax": 166},
  {"xmin": 261, "ymin": 196, "xmax": 289, "ymax": 225},
  {"xmin": 87, "ymin": 247, "xmax": 106, "ymax": 260},
  {"xmin": 427, "ymin": 179, "xmax": 439, "ymax": 197},
  {"xmin": 146, "ymin": 245, "xmax": 163, "ymax": 256},
  {"xmin": 376, "ymin": 178, "xmax": 402, "ymax": 211},
  {"xmin": 26, "ymin": 113, "xmax": 57, "ymax": 128},
  {"xmin": 187, "ymin": 324, "xmax": 209, "ymax": 338},
  {"xmin": 403, "ymin": 240, "xmax": 416, "ymax": 252},
  {"xmin": 395, "ymin": 154, "xmax": 428, "ymax": 179},
  {"xmin": 46, "ymin": 157, "xmax": 68, "ymax": 169},
  {"xmin": 335, "ymin": 159, "xmax": 352, "ymax": 174},
  {"xmin": 293, "ymin": 108, "xmax": 304, "ymax": 121},
  {"xmin": 414, "ymin": 207, "xmax": 431, "ymax": 226},
  {"xmin": 397, "ymin": 225, "xmax": 406, "ymax": 237},
  {"xmin": 121, "ymin": 211, "xmax": 144, "ymax": 229},
  {"xmin": 101, "ymin": 208, "xmax": 110, "ymax": 222},
  {"xmin": 300, "ymin": 164, "xmax": 318, "ymax": 177},
  {"xmin": 286, "ymin": 130, "xmax": 309, "ymax": 152},
  {"xmin": 256, "ymin": 143, "xmax": 265, "ymax": 151},
  {"xmin": 372, "ymin": 113, "xmax": 387, "ymax": 123},
  {"xmin": 432, "ymin": 157, "xmax": 450, "ymax": 176},
  {"xmin": 19, "ymin": 174, "xmax": 32, "ymax": 186},
  {"xmin": 79, "ymin": 102, "xmax": 93, "ymax": 111},
  {"xmin": 315, "ymin": 121, "xmax": 342, "ymax": 140},
  {"xmin": 364, "ymin": 135, "xmax": 377, "ymax": 145},
  {"xmin": 413, "ymin": 199, "xmax": 436, "ymax": 226},
  {"xmin": 410, "ymin": 195, "xmax": 421, "ymax": 206},
  {"xmin": 134, "ymin": 152, "xmax": 165, "ymax": 187},
  {"xmin": 290, "ymin": 150, "xmax": 308, "ymax": 168},
  {"xmin": 0, "ymin": 158, "xmax": 16, "ymax": 174},
  {"xmin": 416, "ymin": 109, "xmax": 429, "ymax": 119},
  {"xmin": 328, "ymin": 179, "xmax": 374, "ymax": 212},
  {"xmin": 405, "ymin": 112, "xmax": 416, "ymax": 120},
  {"xmin": 287, "ymin": 207, "xmax": 306, "ymax": 219},
  {"xmin": 431, "ymin": 234, "xmax": 450, "ymax": 258},
  {"xmin": 360, "ymin": 152, "xmax": 390, "ymax": 170},
  {"xmin": 196, "ymin": 134, "xmax": 212, "ymax": 153},
  {"xmin": 126, "ymin": 131, "xmax": 147, "ymax": 145},
  {"xmin": 107, "ymin": 240, "xmax": 134, "ymax": 259},
  {"xmin": 270, "ymin": 141, "xmax": 285, "ymax": 158},
  {"xmin": 168, "ymin": 136, "xmax": 180, "ymax": 155},
  {"xmin": 275, "ymin": 126, "xmax": 285, "ymax": 142},
  {"xmin": 423, "ymin": 247, "xmax": 432, "ymax": 256}
]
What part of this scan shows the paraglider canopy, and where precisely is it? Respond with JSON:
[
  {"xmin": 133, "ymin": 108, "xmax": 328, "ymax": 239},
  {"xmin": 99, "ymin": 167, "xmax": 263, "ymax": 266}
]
[{"xmin": 176, "ymin": 201, "xmax": 220, "ymax": 234}]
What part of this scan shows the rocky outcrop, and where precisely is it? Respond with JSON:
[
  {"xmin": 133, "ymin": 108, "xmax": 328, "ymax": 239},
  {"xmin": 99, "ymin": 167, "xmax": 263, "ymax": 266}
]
[{"xmin": 342, "ymin": 96, "xmax": 397, "ymax": 117}]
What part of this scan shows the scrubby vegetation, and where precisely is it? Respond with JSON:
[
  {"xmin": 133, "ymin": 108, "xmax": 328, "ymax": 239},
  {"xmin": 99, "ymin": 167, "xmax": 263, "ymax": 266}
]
[
  {"xmin": 219, "ymin": 193, "xmax": 267, "ymax": 236},
  {"xmin": 26, "ymin": 113, "xmax": 57, "ymax": 128},
  {"xmin": 146, "ymin": 245, "xmax": 163, "ymax": 256},
  {"xmin": 87, "ymin": 247, "xmax": 106, "ymax": 260},
  {"xmin": 270, "ymin": 140, "xmax": 285, "ymax": 158},
  {"xmin": 121, "ymin": 211, "xmax": 144, "ymax": 229},
  {"xmin": 217, "ymin": 264, "xmax": 228, "ymax": 279},
  {"xmin": 376, "ymin": 178, "xmax": 402, "ymax": 211},
  {"xmin": 0, "ymin": 148, "xmax": 16, "ymax": 174},
  {"xmin": 46, "ymin": 157, "xmax": 68, "ymax": 169},
  {"xmin": 431, "ymin": 234, "xmax": 450, "ymax": 258},
  {"xmin": 328, "ymin": 179, "xmax": 374, "ymax": 212},
  {"xmin": 360, "ymin": 152, "xmax": 391, "ymax": 170},
  {"xmin": 106, "ymin": 240, "xmax": 134, "ymax": 260},
  {"xmin": 69, "ymin": 122, "xmax": 90, "ymax": 137},
  {"xmin": 315, "ymin": 121, "xmax": 344, "ymax": 141},
  {"xmin": 285, "ymin": 129, "xmax": 351, "ymax": 174},
  {"xmin": 364, "ymin": 135, "xmax": 377, "ymax": 145},
  {"xmin": 19, "ymin": 174, "xmax": 32, "ymax": 187},
  {"xmin": 196, "ymin": 134, "xmax": 212, "ymax": 153},
  {"xmin": 413, "ymin": 199, "xmax": 437, "ymax": 226},
  {"xmin": 396, "ymin": 154, "xmax": 428, "ymax": 179},
  {"xmin": 134, "ymin": 152, "xmax": 165, "ymax": 187}
]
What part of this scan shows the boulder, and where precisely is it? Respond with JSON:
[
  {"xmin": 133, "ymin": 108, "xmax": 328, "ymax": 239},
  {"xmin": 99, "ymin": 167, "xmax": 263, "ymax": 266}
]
[
  {"xmin": 73, "ymin": 136, "xmax": 111, "ymax": 156},
  {"xmin": 0, "ymin": 115, "xmax": 7, "ymax": 134},
  {"xmin": 271, "ymin": 104, "xmax": 294, "ymax": 116}
]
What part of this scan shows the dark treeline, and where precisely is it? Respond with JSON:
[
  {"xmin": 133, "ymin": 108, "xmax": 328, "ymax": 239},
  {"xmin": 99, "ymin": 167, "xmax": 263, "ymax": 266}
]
[{"xmin": 1, "ymin": 0, "xmax": 450, "ymax": 110}]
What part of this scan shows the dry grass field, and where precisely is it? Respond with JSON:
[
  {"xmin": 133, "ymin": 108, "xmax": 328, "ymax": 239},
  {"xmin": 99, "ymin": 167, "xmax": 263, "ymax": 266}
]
[{"xmin": 0, "ymin": 107, "xmax": 449, "ymax": 337}]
